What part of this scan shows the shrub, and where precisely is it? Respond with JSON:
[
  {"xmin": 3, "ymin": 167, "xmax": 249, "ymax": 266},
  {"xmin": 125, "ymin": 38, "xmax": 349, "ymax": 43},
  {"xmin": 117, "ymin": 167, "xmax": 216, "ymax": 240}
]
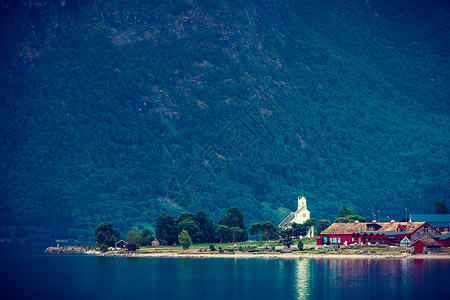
[
  {"xmin": 210, "ymin": 245, "xmax": 216, "ymax": 251},
  {"xmin": 298, "ymin": 240, "xmax": 304, "ymax": 251}
]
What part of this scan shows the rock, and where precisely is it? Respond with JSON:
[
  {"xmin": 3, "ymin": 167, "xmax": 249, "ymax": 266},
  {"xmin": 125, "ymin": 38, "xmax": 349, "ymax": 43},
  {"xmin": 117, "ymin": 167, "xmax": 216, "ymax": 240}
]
[
  {"xmin": 45, "ymin": 246, "xmax": 88, "ymax": 253},
  {"xmin": 282, "ymin": 246, "xmax": 291, "ymax": 253}
]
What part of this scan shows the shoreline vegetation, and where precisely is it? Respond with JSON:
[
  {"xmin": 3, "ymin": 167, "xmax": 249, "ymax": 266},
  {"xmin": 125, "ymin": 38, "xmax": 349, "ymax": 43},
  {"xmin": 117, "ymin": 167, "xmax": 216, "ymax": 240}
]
[{"xmin": 45, "ymin": 240, "xmax": 450, "ymax": 259}]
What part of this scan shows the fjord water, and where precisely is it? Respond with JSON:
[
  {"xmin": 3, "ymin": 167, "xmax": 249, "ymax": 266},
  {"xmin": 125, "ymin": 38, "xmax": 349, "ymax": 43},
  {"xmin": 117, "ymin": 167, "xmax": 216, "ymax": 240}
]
[{"xmin": 1, "ymin": 244, "xmax": 448, "ymax": 299}]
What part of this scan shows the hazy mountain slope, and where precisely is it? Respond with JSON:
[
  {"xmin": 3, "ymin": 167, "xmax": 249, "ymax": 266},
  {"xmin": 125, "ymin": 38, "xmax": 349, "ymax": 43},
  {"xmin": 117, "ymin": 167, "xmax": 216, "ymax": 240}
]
[{"xmin": 0, "ymin": 0, "xmax": 449, "ymax": 240}]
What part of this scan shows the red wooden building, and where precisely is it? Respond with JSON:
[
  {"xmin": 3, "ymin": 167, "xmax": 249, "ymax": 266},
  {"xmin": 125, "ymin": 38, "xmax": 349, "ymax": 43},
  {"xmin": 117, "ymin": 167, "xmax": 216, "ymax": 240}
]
[
  {"xmin": 318, "ymin": 221, "xmax": 440, "ymax": 246},
  {"xmin": 434, "ymin": 232, "xmax": 450, "ymax": 247},
  {"xmin": 351, "ymin": 231, "xmax": 408, "ymax": 246},
  {"xmin": 412, "ymin": 239, "xmax": 441, "ymax": 253}
]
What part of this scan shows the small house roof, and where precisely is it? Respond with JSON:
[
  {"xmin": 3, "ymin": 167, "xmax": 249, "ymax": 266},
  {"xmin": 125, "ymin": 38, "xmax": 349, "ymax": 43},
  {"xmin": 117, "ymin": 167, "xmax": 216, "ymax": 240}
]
[
  {"xmin": 410, "ymin": 214, "xmax": 450, "ymax": 223},
  {"xmin": 115, "ymin": 240, "xmax": 128, "ymax": 245},
  {"xmin": 356, "ymin": 231, "xmax": 407, "ymax": 236},
  {"xmin": 410, "ymin": 214, "xmax": 450, "ymax": 229},
  {"xmin": 321, "ymin": 222, "xmax": 369, "ymax": 235},
  {"xmin": 378, "ymin": 222, "xmax": 427, "ymax": 233},
  {"xmin": 434, "ymin": 232, "xmax": 450, "ymax": 241},
  {"xmin": 412, "ymin": 239, "xmax": 441, "ymax": 247},
  {"xmin": 427, "ymin": 222, "xmax": 450, "ymax": 228}
]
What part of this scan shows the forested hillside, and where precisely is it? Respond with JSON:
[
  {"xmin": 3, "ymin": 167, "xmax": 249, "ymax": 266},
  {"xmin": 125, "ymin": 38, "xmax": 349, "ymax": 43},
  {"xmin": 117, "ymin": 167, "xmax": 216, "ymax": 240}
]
[{"xmin": 0, "ymin": 0, "xmax": 448, "ymax": 240}]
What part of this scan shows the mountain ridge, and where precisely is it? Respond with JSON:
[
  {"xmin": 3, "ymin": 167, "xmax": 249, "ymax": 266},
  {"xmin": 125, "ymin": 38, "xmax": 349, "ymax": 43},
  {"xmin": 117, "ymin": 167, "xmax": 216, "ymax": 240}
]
[{"xmin": 0, "ymin": 0, "xmax": 448, "ymax": 240}]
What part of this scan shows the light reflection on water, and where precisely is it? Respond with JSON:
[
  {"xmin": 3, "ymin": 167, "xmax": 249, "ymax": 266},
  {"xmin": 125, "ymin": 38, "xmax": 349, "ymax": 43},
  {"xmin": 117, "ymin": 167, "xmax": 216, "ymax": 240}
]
[{"xmin": 295, "ymin": 259, "xmax": 311, "ymax": 299}]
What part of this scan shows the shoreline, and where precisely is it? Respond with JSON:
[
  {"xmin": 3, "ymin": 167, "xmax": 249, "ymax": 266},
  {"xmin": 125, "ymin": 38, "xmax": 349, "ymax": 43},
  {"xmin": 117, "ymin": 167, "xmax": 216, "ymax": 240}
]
[{"xmin": 84, "ymin": 250, "xmax": 450, "ymax": 260}]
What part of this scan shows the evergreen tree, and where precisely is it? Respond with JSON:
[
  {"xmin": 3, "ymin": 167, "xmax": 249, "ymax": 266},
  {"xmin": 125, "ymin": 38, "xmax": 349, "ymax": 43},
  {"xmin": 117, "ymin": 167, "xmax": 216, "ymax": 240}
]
[
  {"xmin": 218, "ymin": 207, "xmax": 248, "ymax": 242},
  {"xmin": 435, "ymin": 200, "xmax": 449, "ymax": 214},
  {"xmin": 155, "ymin": 213, "xmax": 178, "ymax": 245},
  {"xmin": 194, "ymin": 211, "xmax": 216, "ymax": 243}
]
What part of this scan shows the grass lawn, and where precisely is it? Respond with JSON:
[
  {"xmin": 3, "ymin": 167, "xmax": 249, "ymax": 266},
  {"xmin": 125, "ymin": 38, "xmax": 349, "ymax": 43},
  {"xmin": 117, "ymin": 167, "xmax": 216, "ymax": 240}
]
[{"xmin": 132, "ymin": 238, "xmax": 317, "ymax": 253}]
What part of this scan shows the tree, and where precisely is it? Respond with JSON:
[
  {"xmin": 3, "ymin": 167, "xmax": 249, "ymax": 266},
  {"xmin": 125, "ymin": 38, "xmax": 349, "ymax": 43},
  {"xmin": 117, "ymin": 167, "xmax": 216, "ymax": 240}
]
[
  {"xmin": 218, "ymin": 207, "xmax": 248, "ymax": 242},
  {"xmin": 279, "ymin": 227, "xmax": 293, "ymax": 248},
  {"xmin": 317, "ymin": 219, "xmax": 331, "ymax": 234},
  {"xmin": 335, "ymin": 215, "xmax": 370, "ymax": 223},
  {"xmin": 435, "ymin": 200, "xmax": 449, "ymax": 214},
  {"xmin": 290, "ymin": 222, "xmax": 303, "ymax": 237},
  {"xmin": 155, "ymin": 212, "xmax": 178, "ymax": 245},
  {"xmin": 94, "ymin": 222, "xmax": 121, "ymax": 247},
  {"xmin": 335, "ymin": 205, "xmax": 369, "ymax": 223},
  {"xmin": 337, "ymin": 205, "xmax": 354, "ymax": 218},
  {"xmin": 141, "ymin": 228, "xmax": 154, "ymax": 246},
  {"xmin": 176, "ymin": 212, "xmax": 196, "ymax": 224},
  {"xmin": 127, "ymin": 230, "xmax": 143, "ymax": 247},
  {"xmin": 195, "ymin": 211, "xmax": 216, "ymax": 243},
  {"xmin": 215, "ymin": 224, "xmax": 232, "ymax": 243},
  {"xmin": 178, "ymin": 229, "xmax": 192, "ymax": 250},
  {"xmin": 261, "ymin": 221, "xmax": 277, "ymax": 240},
  {"xmin": 177, "ymin": 219, "xmax": 202, "ymax": 243},
  {"xmin": 230, "ymin": 227, "xmax": 244, "ymax": 243},
  {"xmin": 248, "ymin": 223, "xmax": 263, "ymax": 241},
  {"xmin": 249, "ymin": 221, "xmax": 277, "ymax": 241},
  {"xmin": 290, "ymin": 219, "xmax": 316, "ymax": 237}
]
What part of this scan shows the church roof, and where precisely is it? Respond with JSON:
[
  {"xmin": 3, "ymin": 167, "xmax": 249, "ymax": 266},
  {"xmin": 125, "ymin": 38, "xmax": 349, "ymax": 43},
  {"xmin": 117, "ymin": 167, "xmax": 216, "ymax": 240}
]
[
  {"xmin": 278, "ymin": 212, "xmax": 295, "ymax": 227},
  {"xmin": 295, "ymin": 206, "xmax": 309, "ymax": 213}
]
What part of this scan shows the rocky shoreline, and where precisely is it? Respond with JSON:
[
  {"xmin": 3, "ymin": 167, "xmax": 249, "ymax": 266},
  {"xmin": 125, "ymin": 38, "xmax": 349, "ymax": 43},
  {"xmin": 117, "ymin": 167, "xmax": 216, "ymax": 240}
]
[
  {"xmin": 45, "ymin": 246, "xmax": 90, "ymax": 254},
  {"xmin": 82, "ymin": 249, "xmax": 450, "ymax": 260},
  {"xmin": 44, "ymin": 245, "xmax": 450, "ymax": 259}
]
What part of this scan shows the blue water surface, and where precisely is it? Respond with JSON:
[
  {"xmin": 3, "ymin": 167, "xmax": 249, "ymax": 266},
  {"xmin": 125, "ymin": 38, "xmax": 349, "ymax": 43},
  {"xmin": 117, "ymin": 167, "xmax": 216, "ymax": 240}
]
[{"xmin": 0, "ymin": 244, "xmax": 448, "ymax": 299}]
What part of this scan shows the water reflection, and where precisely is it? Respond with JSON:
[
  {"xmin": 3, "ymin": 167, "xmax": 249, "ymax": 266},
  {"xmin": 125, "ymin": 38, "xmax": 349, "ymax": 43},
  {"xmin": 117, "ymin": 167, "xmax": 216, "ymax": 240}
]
[
  {"xmin": 289, "ymin": 258, "xmax": 449, "ymax": 299},
  {"xmin": 2, "ymin": 244, "xmax": 449, "ymax": 300},
  {"xmin": 295, "ymin": 259, "xmax": 310, "ymax": 299}
]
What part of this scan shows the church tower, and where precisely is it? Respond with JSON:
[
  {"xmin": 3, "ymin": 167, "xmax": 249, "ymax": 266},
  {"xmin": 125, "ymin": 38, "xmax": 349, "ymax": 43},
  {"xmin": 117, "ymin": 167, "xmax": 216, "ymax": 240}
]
[{"xmin": 297, "ymin": 196, "xmax": 307, "ymax": 211}]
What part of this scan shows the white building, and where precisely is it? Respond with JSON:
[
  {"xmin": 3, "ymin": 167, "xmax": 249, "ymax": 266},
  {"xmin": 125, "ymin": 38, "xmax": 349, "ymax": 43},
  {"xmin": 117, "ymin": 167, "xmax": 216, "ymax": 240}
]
[{"xmin": 279, "ymin": 196, "xmax": 314, "ymax": 238}]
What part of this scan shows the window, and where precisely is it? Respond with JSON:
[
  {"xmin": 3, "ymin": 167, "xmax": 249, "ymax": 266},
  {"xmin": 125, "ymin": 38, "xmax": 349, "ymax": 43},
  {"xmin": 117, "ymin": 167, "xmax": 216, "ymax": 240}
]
[
  {"xmin": 324, "ymin": 236, "xmax": 327, "ymax": 242},
  {"xmin": 423, "ymin": 226, "xmax": 429, "ymax": 233},
  {"xmin": 338, "ymin": 238, "xmax": 341, "ymax": 244},
  {"xmin": 302, "ymin": 214, "xmax": 306, "ymax": 217}
]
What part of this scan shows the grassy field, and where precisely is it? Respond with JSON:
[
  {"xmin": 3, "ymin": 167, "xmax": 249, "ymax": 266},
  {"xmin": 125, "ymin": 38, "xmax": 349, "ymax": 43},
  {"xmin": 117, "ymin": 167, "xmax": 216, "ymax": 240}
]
[{"xmin": 125, "ymin": 238, "xmax": 317, "ymax": 253}]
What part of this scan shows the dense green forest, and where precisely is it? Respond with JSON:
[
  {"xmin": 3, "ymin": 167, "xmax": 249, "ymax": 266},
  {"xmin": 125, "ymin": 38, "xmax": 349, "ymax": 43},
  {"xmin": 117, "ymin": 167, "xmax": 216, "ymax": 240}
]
[{"xmin": 0, "ymin": 0, "xmax": 448, "ymax": 241}]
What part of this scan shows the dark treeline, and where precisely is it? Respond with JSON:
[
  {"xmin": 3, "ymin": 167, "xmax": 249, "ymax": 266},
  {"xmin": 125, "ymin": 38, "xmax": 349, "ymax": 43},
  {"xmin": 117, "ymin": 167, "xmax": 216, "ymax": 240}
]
[
  {"xmin": 155, "ymin": 207, "xmax": 249, "ymax": 245},
  {"xmin": 95, "ymin": 207, "xmax": 279, "ymax": 249}
]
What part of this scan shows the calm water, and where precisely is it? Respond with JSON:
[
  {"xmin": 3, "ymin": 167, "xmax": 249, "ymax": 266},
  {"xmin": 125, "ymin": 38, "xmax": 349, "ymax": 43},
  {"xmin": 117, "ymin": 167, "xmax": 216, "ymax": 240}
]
[{"xmin": 0, "ymin": 244, "xmax": 448, "ymax": 299}]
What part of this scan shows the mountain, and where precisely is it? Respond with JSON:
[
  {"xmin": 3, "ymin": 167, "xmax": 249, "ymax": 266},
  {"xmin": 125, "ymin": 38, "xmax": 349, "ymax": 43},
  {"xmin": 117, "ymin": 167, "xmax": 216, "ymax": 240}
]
[{"xmin": 0, "ymin": 0, "xmax": 449, "ymax": 240}]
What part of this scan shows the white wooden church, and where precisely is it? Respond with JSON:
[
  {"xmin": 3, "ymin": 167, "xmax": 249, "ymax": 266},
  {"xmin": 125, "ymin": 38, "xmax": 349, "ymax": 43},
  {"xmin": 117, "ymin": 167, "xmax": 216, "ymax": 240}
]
[{"xmin": 278, "ymin": 196, "xmax": 315, "ymax": 238}]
